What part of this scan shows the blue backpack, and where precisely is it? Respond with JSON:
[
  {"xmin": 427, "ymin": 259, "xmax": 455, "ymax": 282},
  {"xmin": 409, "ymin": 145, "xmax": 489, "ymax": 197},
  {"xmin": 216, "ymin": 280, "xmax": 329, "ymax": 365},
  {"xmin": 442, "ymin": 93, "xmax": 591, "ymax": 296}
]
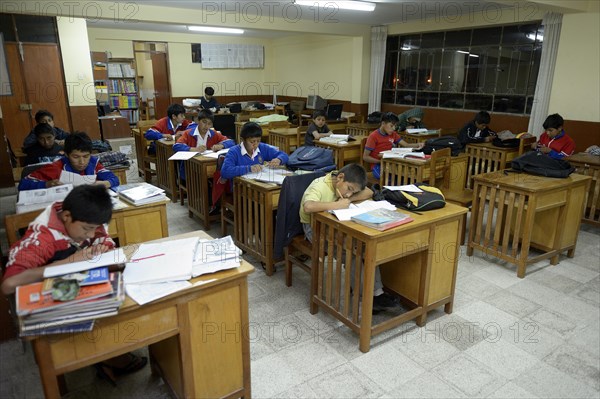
[{"xmin": 287, "ymin": 146, "xmax": 336, "ymax": 172}]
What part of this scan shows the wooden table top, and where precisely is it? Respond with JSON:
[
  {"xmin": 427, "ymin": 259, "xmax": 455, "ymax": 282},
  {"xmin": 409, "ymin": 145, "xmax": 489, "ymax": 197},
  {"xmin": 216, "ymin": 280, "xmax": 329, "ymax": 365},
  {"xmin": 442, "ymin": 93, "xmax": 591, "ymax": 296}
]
[
  {"xmin": 473, "ymin": 170, "xmax": 592, "ymax": 191},
  {"xmin": 568, "ymin": 152, "xmax": 600, "ymax": 166},
  {"xmin": 268, "ymin": 127, "xmax": 298, "ymax": 135}
]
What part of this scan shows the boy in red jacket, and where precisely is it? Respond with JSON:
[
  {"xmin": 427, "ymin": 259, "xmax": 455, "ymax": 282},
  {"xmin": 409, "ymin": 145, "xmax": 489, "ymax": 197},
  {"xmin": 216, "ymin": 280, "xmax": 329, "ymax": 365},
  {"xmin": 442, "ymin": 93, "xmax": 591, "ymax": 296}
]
[{"xmin": 534, "ymin": 113, "xmax": 575, "ymax": 159}]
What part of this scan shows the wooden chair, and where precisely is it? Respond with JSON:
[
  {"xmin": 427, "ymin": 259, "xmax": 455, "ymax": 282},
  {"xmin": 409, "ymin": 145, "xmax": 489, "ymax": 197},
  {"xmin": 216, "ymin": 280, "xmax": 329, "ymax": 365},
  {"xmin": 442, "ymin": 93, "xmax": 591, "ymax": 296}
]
[
  {"xmin": 359, "ymin": 137, "xmax": 378, "ymax": 186},
  {"xmin": 134, "ymin": 120, "xmax": 157, "ymax": 182},
  {"xmin": 518, "ymin": 135, "xmax": 537, "ymax": 155},
  {"xmin": 296, "ymin": 126, "xmax": 308, "ymax": 148},
  {"xmin": 221, "ymin": 194, "xmax": 235, "ymax": 238},
  {"xmin": 437, "ymin": 149, "xmax": 471, "ymax": 244},
  {"xmin": 5, "ymin": 210, "xmax": 42, "ymax": 246}
]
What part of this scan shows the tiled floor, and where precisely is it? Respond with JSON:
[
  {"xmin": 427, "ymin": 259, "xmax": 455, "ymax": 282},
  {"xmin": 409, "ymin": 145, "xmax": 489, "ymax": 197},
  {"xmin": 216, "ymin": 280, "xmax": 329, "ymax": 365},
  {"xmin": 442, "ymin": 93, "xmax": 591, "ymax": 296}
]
[{"xmin": 1, "ymin": 163, "xmax": 599, "ymax": 398}]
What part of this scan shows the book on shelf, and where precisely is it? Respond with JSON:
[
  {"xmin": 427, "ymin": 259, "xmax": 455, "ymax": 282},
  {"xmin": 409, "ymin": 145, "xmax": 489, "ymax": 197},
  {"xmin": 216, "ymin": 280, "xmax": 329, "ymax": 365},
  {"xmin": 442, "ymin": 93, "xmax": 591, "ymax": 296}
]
[
  {"xmin": 351, "ymin": 208, "xmax": 414, "ymax": 231},
  {"xmin": 41, "ymin": 267, "xmax": 110, "ymax": 295},
  {"xmin": 113, "ymin": 182, "xmax": 166, "ymax": 205}
]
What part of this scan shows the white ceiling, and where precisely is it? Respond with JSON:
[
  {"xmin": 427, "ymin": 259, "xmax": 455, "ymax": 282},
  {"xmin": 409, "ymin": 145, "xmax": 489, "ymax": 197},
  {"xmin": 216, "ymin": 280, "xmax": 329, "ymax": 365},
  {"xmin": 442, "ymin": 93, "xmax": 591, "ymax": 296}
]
[{"xmin": 88, "ymin": 0, "xmax": 513, "ymax": 38}]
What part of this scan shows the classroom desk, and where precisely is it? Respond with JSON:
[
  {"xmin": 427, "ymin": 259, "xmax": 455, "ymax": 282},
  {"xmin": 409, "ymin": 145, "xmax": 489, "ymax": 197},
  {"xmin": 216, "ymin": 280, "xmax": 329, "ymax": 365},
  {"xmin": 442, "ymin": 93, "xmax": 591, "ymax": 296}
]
[
  {"xmin": 184, "ymin": 154, "xmax": 220, "ymax": 230},
  {"xmin": 399, "ymin": 129, "xmax": 441, "ymax": 144},
  {"xmin": 315, "ymin": 136, "xmax": 367, "ymax": 169},
  {"xmin": 155, "ymin": 139, "xmax": 178, "ymax": 202},
  {"xmin": 29, "ymin": 230, "xmax": 253, "ymax": 399},
  {"xmin": 467, "ymin": 171, "xmax": 591, "ymax": 278},
  {"xmin": 310, "ymin": 203, "xmax": 466, "ymax": 353},
  {"xmin": 268, "ymin": 127, "xmax": 300, "ymax": 154},
  {"xmin": 568, "ymin": 152, "xmax": 600, "ymax": 226},
  {"xmin": 465, "ymin": 142, "xmax": 519, "ymax": 188},
  {"xmin": 380, "ymin": 153, "xmax": 469, "ymax": 191},
  {"xmin": 345, "ymin": 123, "xmax": 379, "ymax": 137},
  {"xmin": 233, "ymin": 176, "xmax": 281, "ymax": 275},
  {"xmin": 106, "ymin": 165, "xmax": 129, "ymax": 185}
]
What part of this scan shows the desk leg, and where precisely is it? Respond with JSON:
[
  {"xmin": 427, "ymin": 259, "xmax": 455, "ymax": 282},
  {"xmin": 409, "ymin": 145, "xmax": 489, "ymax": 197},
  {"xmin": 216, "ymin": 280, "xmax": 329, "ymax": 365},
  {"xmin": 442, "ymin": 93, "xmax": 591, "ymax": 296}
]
[
  {"xmin": 200, "ymin": 166, "xmax": 211, "ymax": 230},
  {"xmin": 32, "ymin": 339, "xmax": 62, "ymax": 399},
  {"xmin": 169, "ymin": 160, "xmax": 178, "ymax": 203},
  {"xmin": 359, "ymin": 247, "xmax": 375, "ymax": 353},
  {"xmin": 310, "ymin": 221, "xmax": 322, "ymax": 315},
  {"xmin": 517, "ymin": 196, "xmax": 537, "ymax": 278}
]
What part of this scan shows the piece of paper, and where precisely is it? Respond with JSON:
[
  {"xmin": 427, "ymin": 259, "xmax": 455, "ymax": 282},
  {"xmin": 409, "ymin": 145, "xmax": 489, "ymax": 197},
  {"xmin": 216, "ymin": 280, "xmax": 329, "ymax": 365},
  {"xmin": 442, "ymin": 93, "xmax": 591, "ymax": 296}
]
[
  {"xmin": 243, "ymin": 167, "xmax": 290, "ymax": 184},
  {"xmin": 406, "ymin": 128, "xmax": 428, "ymax": 134},
  {"xmin": 125, "ymin": 281, "xmax": 192, "ymax": 305},
  {"xmin": 201, "ymin": 148, "xmax": 230, "ymax": 158},
  {"xmin": 59, "ymin": 170, "xmax": 96, "ymax": 186},
  {"xmin": 168, "ymin": 151, "xmax": 198, "ymax": 161},
  {"xmin": 383, "ymin": 184, "xmax": 424, "ymax": 193},
  {"xmin": 43, "ymin": 248, "xmax": 127, "ymax": 278},
  {"xmin": 193, "ymin": 236, "xmax": 242, "ymax": 265},
  {"xmin": 192, "ymin": 260, "xmax": 240, "ymax": 277},
  {"xmin": 330, "ymin": 200, "xmax": 397, "ymax": 221}
]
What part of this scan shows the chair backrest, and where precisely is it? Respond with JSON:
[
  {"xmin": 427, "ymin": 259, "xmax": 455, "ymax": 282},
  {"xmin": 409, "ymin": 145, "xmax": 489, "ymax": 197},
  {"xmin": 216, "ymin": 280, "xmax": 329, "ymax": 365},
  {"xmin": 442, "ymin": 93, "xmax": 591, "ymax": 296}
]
[
  {"xmin": 266, "ymin": 121, "xmax": 290, "ymax": 130},
  {"xmin": 359, "ymin": 137, "xmax": 369, "ymax": 169},
  {"xmin": 5, "ymin": 210, "xmax": 43, "ymax": 247},
  {"xmin": 273, "ymin": 171, "xmax": 326, "ymax": 259},
  {"xmin": 518, "ymin": 135, "xmax": 537, "ymax": 155},
  {"xmin": 428, "ymin": 148, "xmax": 451, "ymax": 188},
  {"xmin": 213, "ymin": 114, "xmax": 236, "ymax": 139},
  {"xmin": 290, "ymin": 100, "xmax": 305, "ymax": 116}
]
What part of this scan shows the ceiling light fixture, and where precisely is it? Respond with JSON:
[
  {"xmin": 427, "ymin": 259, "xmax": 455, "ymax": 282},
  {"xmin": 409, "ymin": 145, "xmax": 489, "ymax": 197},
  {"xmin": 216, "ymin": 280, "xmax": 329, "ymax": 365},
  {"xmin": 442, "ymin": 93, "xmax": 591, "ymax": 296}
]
[
  {"xmin": 188, "ymin": 26, "xmax": 244, "ymax": 34},
  {"xmin": 294, "ymin": 1, "xmax": 376, "ymax": 12},
  {"xmin": 526, "ymin": 33, "xmax": 543, "ymax": 41}
]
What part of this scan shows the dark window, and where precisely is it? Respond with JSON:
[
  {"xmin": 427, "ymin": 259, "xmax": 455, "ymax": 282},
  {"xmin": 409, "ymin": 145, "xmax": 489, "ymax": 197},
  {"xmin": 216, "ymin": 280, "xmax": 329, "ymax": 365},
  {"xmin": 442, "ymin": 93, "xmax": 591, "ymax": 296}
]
[
  {"xmin": 14, "ymin": 14, "xmax": 57, "ymax": 43},
  {"xmin": 0, "ymin": 14, "xmax": 16, "ymax": 42},
  {"xmin": 382, "ymin": 22, "xmax": 542, "ymax": 115}
]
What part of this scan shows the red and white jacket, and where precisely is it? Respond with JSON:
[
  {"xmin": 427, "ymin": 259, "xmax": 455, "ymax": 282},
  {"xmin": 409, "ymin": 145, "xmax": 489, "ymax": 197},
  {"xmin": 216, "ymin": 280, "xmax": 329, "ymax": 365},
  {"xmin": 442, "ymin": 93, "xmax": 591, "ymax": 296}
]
[{"xmin": 537, "ymin": 130, "xmax": 575, "ymax": 160}]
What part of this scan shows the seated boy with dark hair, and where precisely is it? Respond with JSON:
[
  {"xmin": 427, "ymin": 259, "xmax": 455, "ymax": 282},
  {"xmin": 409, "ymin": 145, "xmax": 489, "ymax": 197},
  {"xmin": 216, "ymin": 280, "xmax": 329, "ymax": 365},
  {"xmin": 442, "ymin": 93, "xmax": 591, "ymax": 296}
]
[
  {"xmin": 304, "ymin": 110, "xmax": 333, "ymax": 146},
  {"xmin": 532, "ymin": 113, "xmax": 575, "ymax": 159},
  {"xmin": 23, "ymin": 123, "xmax": 64, "ymax": 166},
  {"xmin": 300, "ymin": 163, "xmax": 397, "ymax": 312},
  {"xmin": 200, "ymin": 86, "xmax": 219, "ymax": 110},
  {"xmin": 397, "ymin": 107, "xmax": 425, "ymax": 132},
  {"xmin": 19, "ymin": 132, "xmax": 119, "ymax": 190},
  {"xmin": 144, "ymin": 103, "xmax": 191, "ymax": 153},
  {"xmin": 1, "ymin": 185, "xmax": 147, "ymax": 383},
  {"xmin": 22, "ymin": 109, "xmax": 70, "ymax": 150},
  {"xmin": 458, "ymin": 111, "xmax": 495, "ymax": 147}
]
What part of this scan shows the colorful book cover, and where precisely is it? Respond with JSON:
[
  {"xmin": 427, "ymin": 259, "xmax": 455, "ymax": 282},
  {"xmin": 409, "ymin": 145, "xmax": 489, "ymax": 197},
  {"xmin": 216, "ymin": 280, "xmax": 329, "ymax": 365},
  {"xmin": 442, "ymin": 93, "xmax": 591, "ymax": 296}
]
[
  {"xmin": 42, "ymin": 267, "xmax": 110, "ymax": 294},
  {"xmin": 351, "ymin": 208, "xmax": 413, "ymax": 231}
]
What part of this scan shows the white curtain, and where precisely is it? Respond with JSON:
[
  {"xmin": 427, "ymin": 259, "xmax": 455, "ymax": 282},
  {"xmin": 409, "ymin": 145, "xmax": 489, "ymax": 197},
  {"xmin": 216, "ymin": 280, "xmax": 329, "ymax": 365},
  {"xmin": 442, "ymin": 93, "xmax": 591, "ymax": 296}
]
[
  {"xmin": 527, "ymin": 13, "xmax": 563, "ymax": 136},
  {"xmin": 368, "ymin": 26, "xmax": 387, "ymax": 114}
]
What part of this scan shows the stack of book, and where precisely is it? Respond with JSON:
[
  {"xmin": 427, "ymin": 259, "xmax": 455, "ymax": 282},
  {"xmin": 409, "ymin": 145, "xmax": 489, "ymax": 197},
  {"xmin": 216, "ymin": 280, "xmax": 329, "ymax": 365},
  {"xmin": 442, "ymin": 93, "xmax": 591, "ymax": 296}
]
[
  {"xmin": 15, "ymin": 267, "xmax": 125, "ymax": 336},
  {"xmin": 113, "ymin": 182, "xmax": 167, "ymax": 206},
  {"xmin": 351, "ymin": 208, "xmax": 414, "ymax": 231}
]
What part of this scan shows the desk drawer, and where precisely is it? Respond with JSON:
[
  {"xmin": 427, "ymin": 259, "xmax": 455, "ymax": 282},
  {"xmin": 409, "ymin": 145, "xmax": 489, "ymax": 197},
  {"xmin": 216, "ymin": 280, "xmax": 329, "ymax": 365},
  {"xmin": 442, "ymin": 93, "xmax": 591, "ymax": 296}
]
[{"xmin": 375, "ymin": 229, "xmax": 429, "ymax": 263}]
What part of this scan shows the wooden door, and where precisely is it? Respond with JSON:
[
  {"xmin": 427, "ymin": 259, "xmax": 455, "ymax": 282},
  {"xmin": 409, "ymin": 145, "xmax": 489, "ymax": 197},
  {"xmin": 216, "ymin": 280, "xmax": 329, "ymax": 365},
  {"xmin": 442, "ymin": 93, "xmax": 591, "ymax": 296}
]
[
  {"xmin": 0, "ymin": 43, "xmax": 70, "ymax": 148},
  {"xmin": 151, "ymin": 52, "xmax": 171, "ymax": 117}
]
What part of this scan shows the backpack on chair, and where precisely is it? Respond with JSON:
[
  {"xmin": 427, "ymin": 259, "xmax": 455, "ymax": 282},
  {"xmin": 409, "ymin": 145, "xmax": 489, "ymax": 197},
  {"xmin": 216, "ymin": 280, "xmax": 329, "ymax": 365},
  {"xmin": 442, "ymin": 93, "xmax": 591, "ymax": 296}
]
[
  {"xmin": 373, "ymin": 183, "xmax": 446, "ymax": 211},
  {"xmin": 287, "ymin": 146, "xmax": 336, "ymax": 172}
]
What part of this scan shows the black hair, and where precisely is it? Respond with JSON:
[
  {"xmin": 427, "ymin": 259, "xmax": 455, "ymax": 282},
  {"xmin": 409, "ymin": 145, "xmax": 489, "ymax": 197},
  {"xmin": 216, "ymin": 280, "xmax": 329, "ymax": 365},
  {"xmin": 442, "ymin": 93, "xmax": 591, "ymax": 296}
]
[
  {"xmin": 204, "ymin": 86, "xmax": 215, "ymax": 96},
  {"xmin": 197, "ymin": 108, "xmax": 214, "ymax": 123},
  {"xmin": 167, "ymin": 104, "xmax": 186, "ymax": 119},
  {"xmin": 62, "ymin": 185, "xmax": 113, "ymax": 225},
  {"xmin": 337, "ymin": 164, "xmax": 367, "ymax": 189},
  {"xmin": 240, "ymin": 122, "xmax": 263, "ymax": 139},
  {"xmin": 312, "ymin": 109, "xmax": 326, "ymax": 119},
  {"xmin": 35, "ymin": 110, "xmax": 54, "ymax": 123},
  {"xmin": 64, "ymin": 132, "xmax": 93, "ymax": 154},
  {"xmin": 33, "ymin": 123, "xmax": 55, "ymax": 137},
  {"xmin": 543, "ymin": 113, "xmax": 564, "ymax": 130},
  {"xmin": 381, "ymin": 112, "xmax": 400, "ymax": 124},
  {"xmin": 474, "ymin": 111, "xmax": 491, "ymax": 125}
]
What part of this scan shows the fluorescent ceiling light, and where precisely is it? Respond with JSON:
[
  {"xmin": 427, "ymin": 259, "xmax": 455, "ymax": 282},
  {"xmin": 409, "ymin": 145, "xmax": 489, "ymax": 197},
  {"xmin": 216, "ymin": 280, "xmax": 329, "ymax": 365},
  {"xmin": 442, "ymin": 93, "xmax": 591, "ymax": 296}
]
[
  {"xmin": 188, "ymin": 26, "xmax": 244, "ymax": 34},
  {"xmin": 526, "ymin": 33, "xmax": 543, "ymax": 41},
  {"xmin": 456, "ymin": 50, "xmax": 479, "ymax": 58},
  {"xmin": 294, "ymin": 1, "xmax": 375, "ymax": 12}
]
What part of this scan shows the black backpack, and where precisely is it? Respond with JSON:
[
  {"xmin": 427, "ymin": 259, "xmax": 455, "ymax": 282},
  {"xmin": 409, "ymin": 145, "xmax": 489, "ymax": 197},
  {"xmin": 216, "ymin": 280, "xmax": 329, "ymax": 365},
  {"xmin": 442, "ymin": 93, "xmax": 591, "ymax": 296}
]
[
  {"xmin": 372, "ymin": 183, "xmax": 446, "ymax": 212},
  {"xmin": 492, "ymin": 137, "xmax": 520, "ymax": 148},
  {"xmin": 287, "ymin": 146, "xmax": 336, "ymax": 172},
  {"xmin": 367, "ymin": 112, "xmax": 382, "ymax": 124},
  {"xmin": 510, "ymin": 151, "xmax": 575, "ymax": 178},
  {"xmin": 421, "ymin": 136, "xmax": 462, "ymax": 156}
]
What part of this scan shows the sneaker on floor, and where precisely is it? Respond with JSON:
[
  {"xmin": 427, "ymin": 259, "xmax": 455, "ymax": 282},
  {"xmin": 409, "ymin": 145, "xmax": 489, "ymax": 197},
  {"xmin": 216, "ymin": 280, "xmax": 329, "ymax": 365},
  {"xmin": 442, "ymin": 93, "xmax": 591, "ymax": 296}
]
[
  {"xmin": 372, "ymin": 292, "xmax": 398, "ymax": 313},
  {"xmin": 209, "ymin": 205, "xmax": 221, "ymax": 216}
]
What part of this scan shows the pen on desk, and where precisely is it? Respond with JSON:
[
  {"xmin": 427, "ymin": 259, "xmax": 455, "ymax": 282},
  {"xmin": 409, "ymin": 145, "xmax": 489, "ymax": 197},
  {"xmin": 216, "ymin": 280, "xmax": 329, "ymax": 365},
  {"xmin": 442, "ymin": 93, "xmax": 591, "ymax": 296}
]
[
  {"xmin": 131, "ymin": 253, "xmax": 165, "ymax": 262},
  {"xmin": 336, "ymin": 188, "xmax": 343, "ymax": 199}
]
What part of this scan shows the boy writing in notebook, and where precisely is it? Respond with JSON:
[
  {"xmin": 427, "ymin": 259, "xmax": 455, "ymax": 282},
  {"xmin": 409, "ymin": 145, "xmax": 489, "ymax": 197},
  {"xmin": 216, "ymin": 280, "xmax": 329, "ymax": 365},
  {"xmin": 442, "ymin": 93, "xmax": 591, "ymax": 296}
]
[
  {"xmin": 304, "ymin": 109, "xmax": 333, "ymax": 146},
  {"xmin": 1, "ymin": 185, "xmax": 147, "ymax": 383},
  {"xmin": 19, "ymin": 132, "xmax": 119, "ymax": 190},
  {"xmin": 299, "ymin": 163, "xmax": 398, "ymax": 312},
  {"xmin": 363, "ymin": 112, "xmax": 423, "ymax": 180},
  {"xmin": 458, "ymin": 111, "xmax": 496, "ymax": 147},
  {"xmin": 144, "ymin": 103, "xmax": 191, "ymax": 154}
]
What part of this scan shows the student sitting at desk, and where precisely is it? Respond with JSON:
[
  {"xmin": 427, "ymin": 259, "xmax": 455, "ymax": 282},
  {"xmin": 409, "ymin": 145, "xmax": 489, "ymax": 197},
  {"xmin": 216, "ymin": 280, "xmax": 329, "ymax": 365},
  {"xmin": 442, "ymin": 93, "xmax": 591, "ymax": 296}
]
[
  {"xmin": 299, "ymin": 163, "xmax": 397, "ymax": 313},
  {"xmin": 23, "ymin": 123, "xmax": 64, "ymax": 166},
  {"xmin": 363, "ymin": 112, "xmax": 424, "ymax": 180},
  {"xmin": 397, "ymin": 107, "xmax": 426, "ymax": 132},
  {"xmin": 1, "ymin": 185, "xmax": 147, "ymax": 384},
  {"xmin": 173, "ymin": 109, "xmax": 235, "ymax": 180},
  {"xmin": 200, "ymin": 86, "xmax": 219, "ymax": 110},
  {"xmin": 458, "ymin": 111, "xmax": 496, "ymax": 147},
  {"xmin": 19, "ymin": 132, "xmax": 119, "ymax": 190},
  {"xmin": 144, "ymin": 103, "xmax": 191, "ymax": 154},
  {"xmin": 220, "ymin": 122, "xmax": 289, "ymax": 179},
  {"xmin": 305, "ymin": 109, "xmax": 333, "ymax": 146},
  {"xmin": 22, "ymin": 109, "xmax": 70, "ymax": 150},
  {"xmin": 532, "ymin": 113, "xmax": 575, "ymax": 159}
]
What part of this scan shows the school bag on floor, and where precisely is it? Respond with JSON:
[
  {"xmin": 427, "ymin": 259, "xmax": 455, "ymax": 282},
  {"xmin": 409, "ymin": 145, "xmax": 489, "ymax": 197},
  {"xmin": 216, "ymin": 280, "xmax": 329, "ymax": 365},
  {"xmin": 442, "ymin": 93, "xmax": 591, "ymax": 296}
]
[
  {"xmin": 510, "ymin": 151, "xmax": 575, "ymax": 178},
  {"xmin": 287, "ymin": 146, "xmax": 336, "ymax": 172},
  {"xmin": 372, "ymin": 183, "xmax": 446, "ymax": 211},
  {"xmin": 421, "ymin": 136, "xmax": 462, "ymax": 156}
]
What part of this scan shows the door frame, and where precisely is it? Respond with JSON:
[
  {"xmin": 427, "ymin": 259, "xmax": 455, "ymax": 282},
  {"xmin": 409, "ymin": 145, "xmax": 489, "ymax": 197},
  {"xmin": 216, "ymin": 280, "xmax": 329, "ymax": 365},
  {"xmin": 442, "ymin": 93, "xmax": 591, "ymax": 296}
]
[{"xmin": 132, "ymin": 41, "xmax": 172, "ymax": 119}]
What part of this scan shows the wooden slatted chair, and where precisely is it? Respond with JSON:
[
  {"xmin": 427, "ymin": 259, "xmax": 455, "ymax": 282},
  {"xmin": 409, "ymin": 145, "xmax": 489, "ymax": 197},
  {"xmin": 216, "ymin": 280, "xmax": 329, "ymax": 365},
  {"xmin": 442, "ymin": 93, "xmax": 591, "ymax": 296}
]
[
  {"xmin": 359, "ymin": 137, "xmax": 379, "ymax": 186},
  {"xmin": 134, "ymin": 120, "xmax": 157, "ymax": 182},
  {"xmin": 5, "ymin": 210, "xmax": 42, "ymax": 246},
  {"xmin": 518, "ymin": 135, "xmax": 537, "ymax": 156}
]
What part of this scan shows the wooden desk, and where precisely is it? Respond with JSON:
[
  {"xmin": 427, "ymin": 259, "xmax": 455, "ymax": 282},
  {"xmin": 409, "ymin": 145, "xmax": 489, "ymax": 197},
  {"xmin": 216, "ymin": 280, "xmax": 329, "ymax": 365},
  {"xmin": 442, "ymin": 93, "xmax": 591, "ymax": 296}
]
[
  {"xmin": 30, "ymin": 231, "xmax": 253, "ymax": 399},
  {"xmin": 568, "ymin": 152, "xmax": 600, "ymax": 226},
  {"xmin": 233, "ymin": 177, "xmax": 281, "ymax": 275},
  {"xmin": 399, "ymin": 130, "xmax": 441, "ymax": 144},
  {"xmin": 310, "ymin": 204, "xmax": 466, "ymax": 352},
  {"xmin": 269, "ymin": 127, "xmax": 300, "ymax": 154},
  {"xmin": 465, "ymin": 142, "xmax": 519, "ymax": 189},
  {"xmin": 155, "ymin": 139, "xmax": 178, "ymax": 202},
  {"xmin": 467, "ymin": 171, "xmax": 591, "ymax": 278},
  {"xmin": 381, "ymin": 153, "xmax": 468, "ymax": 191},
  {"xmin": 315, "ymin": 136, "xmax": 367, "ymax": 169},
  {"xmin": 184, "ymin": 154, "xmax": 219, "ymax": 229},
  {"xmin": 106, "ymin": 165, "xmax": 129, "ymax": 185},
  {"xmin": 345, "ymin": 123, "xmax": 379, "ymax": 137}
]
